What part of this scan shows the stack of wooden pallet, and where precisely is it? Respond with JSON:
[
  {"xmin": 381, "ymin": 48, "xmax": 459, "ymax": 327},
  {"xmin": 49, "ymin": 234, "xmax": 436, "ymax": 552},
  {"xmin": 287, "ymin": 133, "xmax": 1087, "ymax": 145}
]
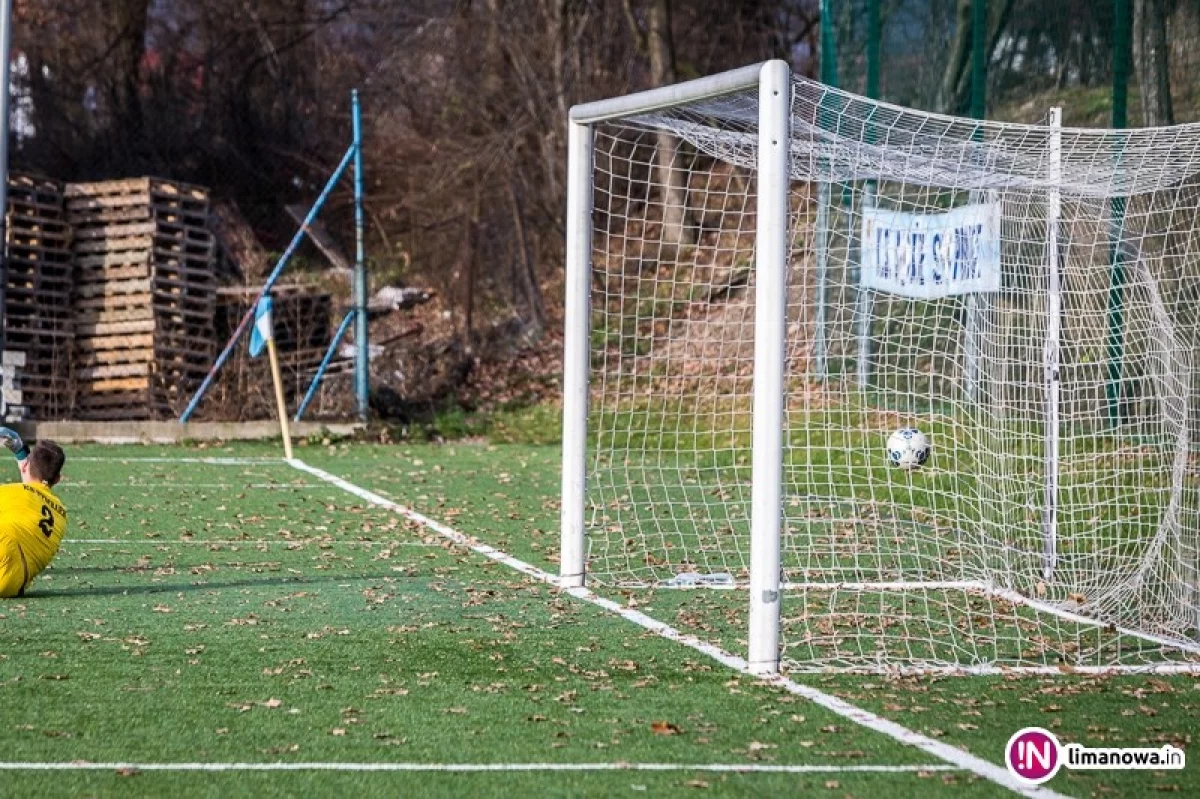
[
  {"xmin": 4, "ymin": 174, "xmax": 74, "ymax": 419},
  {"xmin": 66, "ymin": 177, "xmax": 217, "ymax": 420}
]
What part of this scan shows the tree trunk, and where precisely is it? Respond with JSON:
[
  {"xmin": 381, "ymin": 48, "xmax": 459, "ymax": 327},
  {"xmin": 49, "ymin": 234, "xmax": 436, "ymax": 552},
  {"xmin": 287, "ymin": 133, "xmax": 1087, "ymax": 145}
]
[
  {"xmin": 938, "ymin": 0, "xmax": 973, "ymax": 114},
  {"xmin": 646, "ymin": 0, "xmax": 692, "ymax": 248},
  {"xmin": 105, "ymin": 0, "xmax": 152, "ymax": 148},
  {"xmin": 508, "ymin": 179, "xmax": 546, "ymax": 336},
  {"xmin": 461, "ymin": 201, "xmax": 480, "ymax": 346},
  {"xmin": 1134, "ymin": 0, "xmax": 1175, "ymax": 127},
  {"xmin": 946, "ymin": 0, "xmax": 1014, "ymax": 116}
]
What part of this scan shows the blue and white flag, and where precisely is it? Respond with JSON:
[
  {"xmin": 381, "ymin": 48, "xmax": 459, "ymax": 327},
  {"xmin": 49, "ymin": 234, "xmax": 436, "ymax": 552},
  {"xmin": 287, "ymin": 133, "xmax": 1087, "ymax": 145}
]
[{"xmin": 249, "ymin": 296, "xmax": 274, "ymax": 358}]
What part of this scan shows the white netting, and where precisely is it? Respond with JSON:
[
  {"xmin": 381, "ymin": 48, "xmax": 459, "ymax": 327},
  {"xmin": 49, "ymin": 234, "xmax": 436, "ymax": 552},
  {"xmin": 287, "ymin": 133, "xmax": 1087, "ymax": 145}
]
[{"xmin": 582, "ymin": 74, "xmax": 1200, "ymax": 672}]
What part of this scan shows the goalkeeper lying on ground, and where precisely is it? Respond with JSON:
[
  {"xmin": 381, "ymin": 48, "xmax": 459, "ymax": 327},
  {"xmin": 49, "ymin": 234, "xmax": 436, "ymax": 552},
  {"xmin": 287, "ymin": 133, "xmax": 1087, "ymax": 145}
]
[{"xmin": 0, "ymin": 429, "xmax": 67, "ymax": 597}]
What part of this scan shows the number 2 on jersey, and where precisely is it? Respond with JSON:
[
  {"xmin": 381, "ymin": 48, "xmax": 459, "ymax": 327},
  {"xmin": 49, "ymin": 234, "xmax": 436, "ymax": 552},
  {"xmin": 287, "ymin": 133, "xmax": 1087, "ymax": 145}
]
[{"xmin": 39, "ymin": 505, "xmax": 54, "ymax": 537}]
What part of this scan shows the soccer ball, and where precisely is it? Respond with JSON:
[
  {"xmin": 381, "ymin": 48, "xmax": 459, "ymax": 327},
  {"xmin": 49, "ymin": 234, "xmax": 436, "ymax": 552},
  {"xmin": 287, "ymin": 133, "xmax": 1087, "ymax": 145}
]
[{"xmin": 886, "ymin": 427, "xmax": 931, "ymax": 470}]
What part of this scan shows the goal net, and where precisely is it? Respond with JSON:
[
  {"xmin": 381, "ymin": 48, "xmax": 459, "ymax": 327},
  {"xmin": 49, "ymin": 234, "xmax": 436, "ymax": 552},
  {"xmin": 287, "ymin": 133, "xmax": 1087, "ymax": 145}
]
[{"xmin": 562, "ymin": 62, "xmax": 1200, "ymax": 674}]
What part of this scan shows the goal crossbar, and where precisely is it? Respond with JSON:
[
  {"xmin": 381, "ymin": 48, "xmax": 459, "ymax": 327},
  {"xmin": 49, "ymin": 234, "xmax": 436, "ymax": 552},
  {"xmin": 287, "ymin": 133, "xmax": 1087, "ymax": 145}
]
[{"xmin": 569, "ymin": 63, "xmax": 765, "ymax": 125}]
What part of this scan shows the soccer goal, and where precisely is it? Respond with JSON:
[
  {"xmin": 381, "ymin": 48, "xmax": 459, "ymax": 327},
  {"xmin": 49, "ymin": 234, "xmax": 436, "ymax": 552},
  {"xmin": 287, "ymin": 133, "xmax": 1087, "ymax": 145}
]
[{"xmin": 561, "ymin": 61, "xmax": 1200, "ymax": 675}]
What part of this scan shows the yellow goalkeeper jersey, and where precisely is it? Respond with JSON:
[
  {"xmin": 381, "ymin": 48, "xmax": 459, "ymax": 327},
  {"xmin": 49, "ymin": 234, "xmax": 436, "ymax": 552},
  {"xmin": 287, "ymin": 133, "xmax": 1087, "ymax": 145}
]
[{"xmin": 0, "ymin": 482, "xmax": 68, "ymax": 597}]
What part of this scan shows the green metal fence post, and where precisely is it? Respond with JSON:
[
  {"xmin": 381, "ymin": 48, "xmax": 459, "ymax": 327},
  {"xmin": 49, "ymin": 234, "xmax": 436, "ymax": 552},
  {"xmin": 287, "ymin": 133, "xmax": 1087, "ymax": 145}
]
[
  {"xmin": 1107, "ymin": 0, "xmax": 1131, "ymax": 428},
  {"xmin": 963, "ymin": 0, "xmax": 988, "ymax": 402},
  {"xmin": 971, "ymin": 0, "xmax": 987, "ymax": 120},
  {"xmin": 855, "ymin": 0, "xmax": 880, "ymax": 391},
  {"xmin": 814, "ymin": 0, "xmax": 837, "ymax": 381}
]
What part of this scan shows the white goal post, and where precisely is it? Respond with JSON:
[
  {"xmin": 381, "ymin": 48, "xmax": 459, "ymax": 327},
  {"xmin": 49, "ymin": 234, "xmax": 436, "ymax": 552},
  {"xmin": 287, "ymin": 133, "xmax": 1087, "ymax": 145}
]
[{"xmin": 562, "ymin": 60, "xmax": 1200, "ymax": 675}]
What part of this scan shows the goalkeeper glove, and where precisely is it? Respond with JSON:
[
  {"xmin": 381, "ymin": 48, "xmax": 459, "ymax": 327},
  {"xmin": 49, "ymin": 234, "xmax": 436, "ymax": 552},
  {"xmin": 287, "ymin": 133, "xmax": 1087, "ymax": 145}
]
[{"xmin": 0, "ymin": 428, "xmax": 29, "ymax": 461}]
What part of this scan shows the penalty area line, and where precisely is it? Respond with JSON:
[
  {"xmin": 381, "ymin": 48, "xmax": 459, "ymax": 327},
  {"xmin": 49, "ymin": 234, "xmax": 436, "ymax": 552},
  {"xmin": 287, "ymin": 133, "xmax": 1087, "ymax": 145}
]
[
  {"xmin": 286, "ymin": 458, "xmax": 1066, "ymax": 799},
  {"xmin": 0, "ymin": 762, "xmax": 959, "ymax": 774}
]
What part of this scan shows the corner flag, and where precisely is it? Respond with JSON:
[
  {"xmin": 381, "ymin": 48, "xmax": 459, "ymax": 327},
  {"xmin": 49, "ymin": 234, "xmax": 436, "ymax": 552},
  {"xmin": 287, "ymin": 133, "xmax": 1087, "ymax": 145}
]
[
  {"xmin": 249, "ymin": 296, "xmax": 274, "ymax": 358},
  {"xmin": 248, "ymin": 294, "xmax": 293, "ymax": 460}
]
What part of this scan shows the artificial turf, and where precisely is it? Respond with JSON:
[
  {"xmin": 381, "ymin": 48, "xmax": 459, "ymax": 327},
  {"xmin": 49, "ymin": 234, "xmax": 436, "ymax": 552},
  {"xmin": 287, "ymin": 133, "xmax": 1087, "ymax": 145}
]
[{"xmin": 0, "ymin": 440, "xmax": 1194, "ymax": 797}]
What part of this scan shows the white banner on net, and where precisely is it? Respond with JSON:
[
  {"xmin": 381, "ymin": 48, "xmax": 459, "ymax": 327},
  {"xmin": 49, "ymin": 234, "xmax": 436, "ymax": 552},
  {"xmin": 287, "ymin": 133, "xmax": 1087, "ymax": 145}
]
[{"xmin": 861, "ymin": 202, "xmax": 1002, "ymax": 299}]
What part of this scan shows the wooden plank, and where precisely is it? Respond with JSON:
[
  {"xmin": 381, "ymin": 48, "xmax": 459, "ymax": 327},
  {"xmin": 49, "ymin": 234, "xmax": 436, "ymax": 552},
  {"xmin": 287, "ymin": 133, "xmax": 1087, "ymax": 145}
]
[
  {"xmin": 76, "ymin": 348, "xmax": 156, "ymax": 368},
  {"xmin": 77, "ymin": 264, "xmax": 153, "ymax": 283},
  {"xmin": 75, "ymin": 250, "xmax": 151, "ymax": 270},
  {"xmin": 75, "ymin": 295, "xmax": 150, "ymax": 311},
  {"xmin": 75, "ymin": 307, "xmax": 156, "ymax": 325},
  {"xmin": 74, "ymin": 319, "xmax": 157, "ymax": 337},
  {"xmin": 153, "ymin": 220, "xmax": 213, "ymax": 241},
  {"xmin": 65, "ymin": 177, "xmax": 153, "ymax": 197},
  {"xmin": 75, "ymin": 334, "xmax": 156, "ymax": 351},
  {"xmin": 66, "ymin": 176, "xmax": 207, "ymax": 201},
  {"xmin": 76, "ymin": 278, "xmax": 153, "ymax": 298},
  {"xmin": 6, "ymin": 233, "xmax": 71, "ymax": 250},
  {"xmin": 67, "ymin": 193, "xmax": 153, "ymax": 211},
  {"xmin": 67, "ymin": 204, "xmax": 205, "ymax": 226},
  {"xmin": 6, "ymin": 213, "xmax": 71, "ymax": 235},
  {"xmin": 77, "ymin": 362, "xmax": 152, "ymax": 380},
  {"xmin": 66, "ymin": 205, "xmax": 150, "ymax": 224},
  {"xmin": 153, "ymin": 236, "xmax": 214, "ymax": 257},
  {"xmin": 72, "ymin": 235, "xmax": 154, "ymax": 254},
  {"xmin": 74, "ymin": 294, "xmax": 214, "ymax": 318},
  {"xmin": 78, "ymin": 376, "xmax": 152, "ymax": 393},
  {"xmin": 72, "ymin": 221, "xmax": 157, "ymax": 240}
]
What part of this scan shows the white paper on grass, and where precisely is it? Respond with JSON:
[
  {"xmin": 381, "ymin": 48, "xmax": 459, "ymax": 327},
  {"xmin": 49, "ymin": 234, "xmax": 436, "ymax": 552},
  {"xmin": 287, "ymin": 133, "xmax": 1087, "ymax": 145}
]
[{"xmin": 861, "ymin": 202, "xmax": 1002, "ymax": 299}]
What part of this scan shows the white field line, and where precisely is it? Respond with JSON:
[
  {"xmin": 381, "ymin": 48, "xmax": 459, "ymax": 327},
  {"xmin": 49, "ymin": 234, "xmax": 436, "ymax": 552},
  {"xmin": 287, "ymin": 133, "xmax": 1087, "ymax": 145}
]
[
  {"xmin": 63, "ymin": 539, "xmax": 437, "ymax": 547},
  {"xmin": 655, "ymin": 580, "xmax": 987, "ymax": 592},
  {"xmin": 788, "ymin": 655, "xmax": 1200, "ymax": 677},
  {"xmin": 66, "ymin": 483, "xmax": 330, "ymax": 490},
  {"xmin": 0, "ymin": 761, "xmax": 956, "ymax": 774},
  {"xmin": 286, "ymin": 458, "xmax": 1066, "ymax": 799},
  {"xmin": 71, "ymin": 457, "xmax": 277, "ymax": 464}
]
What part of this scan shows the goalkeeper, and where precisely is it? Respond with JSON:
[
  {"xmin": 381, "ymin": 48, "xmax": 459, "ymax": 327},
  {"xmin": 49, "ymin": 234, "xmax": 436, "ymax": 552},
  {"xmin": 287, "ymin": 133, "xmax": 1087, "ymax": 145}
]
[{"xmin": 0, "ymin": 429, "xmax": 67, "ymax": 597}]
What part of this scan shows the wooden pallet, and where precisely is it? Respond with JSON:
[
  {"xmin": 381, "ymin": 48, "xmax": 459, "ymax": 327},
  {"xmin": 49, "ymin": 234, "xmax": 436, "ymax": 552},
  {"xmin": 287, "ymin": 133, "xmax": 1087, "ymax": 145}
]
[
  {"xmin": 65, "ymin": 176, "xmax": 209, "ymax": 205},
  {"xmin": 4, "ymin": 173, "xmax": 73, "ymax": 421},
  {"xmin": 66, "ymin": 176, "xmax": 220, "ymax": 421}
]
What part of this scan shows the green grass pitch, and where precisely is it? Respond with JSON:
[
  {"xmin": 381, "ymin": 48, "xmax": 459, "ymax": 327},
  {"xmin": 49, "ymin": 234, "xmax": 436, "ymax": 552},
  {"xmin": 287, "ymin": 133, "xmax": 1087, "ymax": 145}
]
[{"xmin": 0, "ymin": 440, "xmax": 1195, "ymax": 797}]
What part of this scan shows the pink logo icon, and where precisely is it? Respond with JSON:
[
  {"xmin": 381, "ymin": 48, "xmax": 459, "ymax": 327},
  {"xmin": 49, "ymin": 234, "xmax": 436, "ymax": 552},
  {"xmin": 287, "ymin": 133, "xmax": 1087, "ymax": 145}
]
[{"xmin": 1005, "ymin": 727, "xmax": 1062, "ymax": 784}]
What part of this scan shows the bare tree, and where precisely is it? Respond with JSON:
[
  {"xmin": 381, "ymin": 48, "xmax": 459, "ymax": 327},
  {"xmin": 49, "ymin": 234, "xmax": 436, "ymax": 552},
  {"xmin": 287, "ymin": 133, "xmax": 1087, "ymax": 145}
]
[
  {"xmin": 626, "ymin": 0, "xmax": 693, "ymax": 248},
  {"xmin": 936, "ymin": 0, "xmax": 1014, "ymax": 115},
  {"xmin": 1134, "ymin": 0, "xmax": 1175, "ymax": 126}
]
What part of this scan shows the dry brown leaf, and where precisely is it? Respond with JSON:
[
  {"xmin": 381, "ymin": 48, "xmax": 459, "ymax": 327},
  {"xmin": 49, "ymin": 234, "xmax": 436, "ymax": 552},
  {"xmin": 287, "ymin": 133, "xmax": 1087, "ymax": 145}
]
[{"xmin": 650, "ymin": 720, "xmax": 682, "ymax": 735}]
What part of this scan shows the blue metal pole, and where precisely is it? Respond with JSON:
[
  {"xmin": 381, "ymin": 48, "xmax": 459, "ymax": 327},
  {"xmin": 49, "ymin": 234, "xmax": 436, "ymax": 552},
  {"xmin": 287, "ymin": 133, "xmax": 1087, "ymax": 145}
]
[
  {"xmin": 294, "ymin": 309, "xmax": 356, "ymax": 423},
  {"xmin": 179, "ymin": 144, "xmax": 356, "ymax": 422},
  {"xmin": 352, "ymin": 89, "xmax": 369, "ymax": 422}
]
